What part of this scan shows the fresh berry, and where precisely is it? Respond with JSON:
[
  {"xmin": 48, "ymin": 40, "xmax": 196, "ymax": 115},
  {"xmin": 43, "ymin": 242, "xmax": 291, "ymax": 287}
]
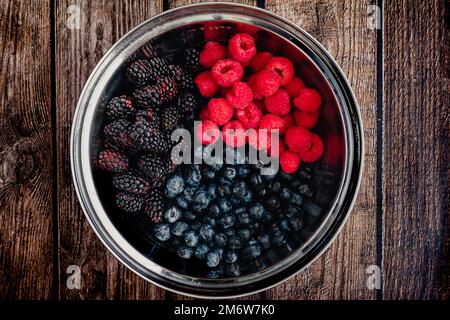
[
  {"xmin": 154, "ymin": 223, "xmax": 171, "ymax": 241},
  {"xmin": 222, "ymin": 120, "xmax": 246, "ymax": 148},
  {"xmin": 178, "ymin": 93, "xmax": 198, "ymax": 116},
  {"xmin": 177, "ymin": 246, "xmax": 194, "ymax": 259},
  {"xmin": 206, "ymin": 250, "xmax": 221, "ymax": 267},
  {"xmin": 228, "ymin": 33, "xmax": 256, "ymax": 64},
  {"xmin": 194, "ymin": 71, "xmax": 218, "ymax": 97},
  {"xmin": 167, "ymin": 65, "xmax": 194, "ymax": 90},
  {"xmin": 184, "ymin": 230, "xmax": 199, "ymax": 247},
  {"xmin": 165, "ymin": 205, "xmax": 182, "ymax": 223},
  {"xmin": 211, "ymin": 59, "xmax": 244, "ymax": 88},
  {"xmin": 248, "ymin": 129, "xmax": 271, "ymax": 151},
  {"xmin": 284, "ymin": 76, "xmax": 305, "ymax": 97},
  {"xmin": 105, "ymin": 96, "xmax": 135, "ymax": 120},
  {"xmin": 280, "ymin": 114, "xmax": 294, "ymax": 135},
  {"xmin": 133, "ymin": 85, "xmax": 163, "ymax": 109},
  {"xmin": 254, "ymin": 70, "xmax": 281, "ymax": 97},
  {"xmin": 207, "ymin": 98, "xmax": 234, "ymax": 125},
  {"xmin": 184, "ymin": 48, "xmax": 201, "ymax": 73},
  {"xmin": 265, "ymin": 57, "xmax": 294, "ymax": 85},
  {"xmin": 225, "ymin": 82, "xmax": 253, "ymax": 109},
  {"xmin": 198, "ymin": 108, "xmax": 210, "ymax": 121},
  {"xmin": 104, "ymin": 119, "xmax": 133, "ymax": 149},
  {"xmin": 130, "ymin": 115, "xmax": 169, "ymax": 153},
  {"xmin": 284, "ymin": 126, "xmax": 312, "ymax": 152},
  {"xmin": 112, "ymin": 172, "xmax": 151, "ymax": 195},
  {"xmin": 268, "ymin": 139, "xmax": 286, "ymax": 157},
  {"xmin": 115, "ymin": 193, "xmax": 144, "ymax": 212},
  {"xmin": 293, "ymin": 110, "xmax": 319, "ymax": 129},
  {"xmin": 298, "ymin": 133, "xmax": 324, "ymax": 162},
  {"xmin": 95, "ymin": 150, "xmax": 129, "ymax": 173},
  {"xmin": 161, "ymin": 105, "xmax": 181, "ymax": 131},
  {"xmin": 265, "ymin": 89, "xmax": 290, "ymax": 115},
  {"xmin": 203, "ymin": 21, "xmax": 226, "ymax": 42},
  {"xmin": 194, "ymin": 243, "xmax": 210, "ymax": 260},
  {"xmin": 293, "ymin": 88, "xmax": 322, "ymax": 112},
  {"xmin": 165, "ymin": 174, "xmax": 185, "ymax": 198},
  {"xmin": 172, "ymin": 221, "xmax": 189, "ymax": 237},
  {"xmin": 246, "ymin": 73, "xmax": 263, "ymax": 99},
  {"xmin": 280, "ymin": 150, "xmax": 301, "ymax": 173},
  {"xmin": 143, "ymin": 190, "xmax": 164, "ymax": 222},
  {"xmin": 250, "ymin": 51, "xmax": 273, "ymax": 72},
  {"xmin": 235, "ymin": 102, "xmax": 262, "ymax": 129},
  {"xmin": 147, "ymin": 57, "xmax": 169, "ymax": 81},
  {"xmin": 184, "ymin": 165, "xmax": 201, "ymax": 187},
  {"xmin": 194, "ymin": 120, "xmax": 220, "ymax": 145},
  {"xmin": 259, "ymin": 114, "xmax": 285, "ymax": 133},
  {"xmin": 156, "ymin": 77, "xmax": 179, "ymax": 102},
  {"xmin": 137, "ymin": 155, "xmax": 167, "ymax": 183},
  {"xmin": 200, "ymin": 41, "xmax": 227, "ymax": 68},
  {"xmin": 126, "ymin": 60, "xmax": 152, "ymax": 87}
]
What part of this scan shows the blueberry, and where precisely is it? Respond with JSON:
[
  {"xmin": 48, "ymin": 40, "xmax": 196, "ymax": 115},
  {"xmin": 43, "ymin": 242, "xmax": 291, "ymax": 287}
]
[
  {"xmin": 175, "ymin": 196, "xmax": 189, "ymax": 209},
  {"xmin": 232, "ymin": 181, "xmax": 247, "ymax": 197},
  {"xmin": 182, "ymin": 187, "xmax": 196, "ymax": 203},
  {"xmin": 270, "ymin": 181, "xmax": 281, "ymax": 193},
  {"xmin": 249, "ymin": 202, "xmax": 265, "ymax": 219},
  {"xmin": 290, "ymin": 180, "xmax": 301, "ymax": 189},
  {"xmin": 279, "ymin": 171, "xmax": 294, "ymax": 182},
  {"xmin": 241, "ymin": 241, "xmax": 262, "ymax": 259},
  {"xmin": 238, "ymin": 228, "xmax": 252, "ymax": 242},
  {"xmin": 223, "ymin": 166, "xmax": 237, "ymax": 181},
  {"xmin": 270, "ymin": 227, "xmax": 286, "ymax": 246},
  {"xmin": 262, "ymin": 211, "xmax": 274, "ymax": 222},
  {"xmin": 165, "ymin": 175, "xmax": 185, "ymax": 198},
  {"xmin": 208, "ymin": 203, "xmax": 221, "ymax": 218},
  {"xmin": 304, "ymin": 201, "xmax": 322, "ymax": 218},
  {"xmin": 193, "ymin": 191, "xmax": 210, "ymax": 212},
  {"xmin": 208, "ymin": 268, "xmax": 223, "ymax": 278},
  {"xmin": 217, "ymin": 197, "xmax": 232, "ymax": 213},
  {"xmin": 184, "ymin": 165, "xmax": 201, "ymax": 187},
  {"xmin": 190, "ymin": 221, "xmax": 202, "ymax": 231},
  {"xmin": 259, "ymin": 234, "xmax": 271, "ymax": 249},
  {"xmin": 208, "ymin": 159, "xmax": 223, "ymax": 171},
  {"xmin": 236, "ymin": 166, "xmax": 250, "ymax": 178},
  {"xmin": 298, "ymin": 168, "xmax": 312, "ymax": 180},
  {"xmin": 154, "ymin": 223, "xmax": 171, "ymax": 241},
  {"xmin": 265, "ymin": 195, "xmax": 280, "ymax": 211},
  {"xmin": 177, "ymin": 246, "xmax": 193, "ymax": 259},
  {"xmin": 184, "ymin": 211, "xmax": 197, "ymax": 221},
  {"xmin": 228, "ymin": 235, "xmax": 242, "ymax": 249},
  {"xmin": 237, "ymin": 213, "xmax": 251, "ymax": 225},
  {"xmin": 251, "ymin": 221, "xmax": 263, "ymax": 234},
  {"xmin": 225, "ymin": 263, "xmax": 241, "ymax": 277},
  {"xmin": 206, "ymin": 183, "xmax": 217, "ymax": 198},
  {"xmin": 257, "ymin": 188, "xmax": 268, "ymax": 198},
  {"xmin": 280, "ymin": 219, "xmax": 290, "ymax": 231},
  {"xmin": 184, "ymin": 230, "xmax": 199, "ymax": 247},
  {"xmin": 219, "ymin": 214, "xmax": 236, "ymax": 230},
  {"xmin": 202, "ymin": 216, "xmax": 216, "ymax": 227},
  {"xmin": 164, "ymin": 205, "xmax": 182, "ymax": 223},
  {"xmin": 248, "ymin": 173, "xmax": 263, "ymax": 190},
  {"xmin": 289, "ymin": 217, "xmax": 304, "ymax": 231},
  {"xmin": 206, "ymin": 250, "xmax": 222, "ymax": 268},
  {"xmin": 217, "ymin": 181, "xmax": 232, "ymax": 197},
  {"xmin": 194, "ymin": 243, "xmax": 209, "ymax": 260},
  {"xmin": 280, "ymin": 187, "xmax": 292, "ymax": 201},
  {"xmin": 215, "ymin": 233, "xmax": 228, "ymax": 247},
  {"xmin": 242, "ymin": 189, "xmax": 253, "ymax": 204},
  {"xmin": 224, "ymin": 229, "xmax": 236, "ymax": 237},
  {"xmin": 262, "ymin": 172, "xmax": 277, "ymax": 181},
  {"xmin": 230, "ymin": 195, "xmax": 241, "ymax": 206},
  {"xmin": 199, "ymin": 224, "xmax": 215, "ymax": 241},
  {"xmin": 172, "ymin": 222, "xmax": 189, "ymax": 236},
  {"xmin": 234, "ymin": 207, "xmax": 245, "ymax": 215},
  {"xmin": 202, "ymin": 167, "xmax": 216, "ymax": 180},
  {"xmin": 298, "ymin": 184, "xmax": 314, "ymax": 198},
  {"xmin": 224, "ymin": 250, "xmax": 238, "ymax": 263},
  {"xmin": 290, "ymin": 192, "xmax": 303, "ymax": 206}
]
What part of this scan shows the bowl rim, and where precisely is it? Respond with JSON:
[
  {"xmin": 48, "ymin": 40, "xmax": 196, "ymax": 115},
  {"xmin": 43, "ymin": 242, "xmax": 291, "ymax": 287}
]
[{"xmin": 70, "ymin": 2, "xmax": 364, "ymax": 298}]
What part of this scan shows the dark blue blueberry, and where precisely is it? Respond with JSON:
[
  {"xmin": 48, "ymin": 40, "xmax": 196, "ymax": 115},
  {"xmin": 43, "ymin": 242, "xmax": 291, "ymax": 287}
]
[
  {"xmin": 303, "ymin": 201, "xmax": 322, "ymax": 218},
  {"xmin": 230, "ymin": 195, "xmax": 241, "ymax": 206},
  {"xmin": 257, "ymin": 188, "xmax": 268, "ymax": 198},
  {"xmin": 289, "ymin": 217, "xmax": 304, "ymax": 231},
  {"xmin": 298, "ymin": 183, "xmax": 314, "ymax": 198},
  {"xmin": 194, "ymin": 243, "xmax": 209, "ymax": 260},
  {"xmin": 251, "ymin": 221, "xmax": 263, "ymax": 234},
  {"xmin": 279, "ymin": 171, "xmax": 294, "ymax": 182},
  {"xmin": 248, "ymin": 173, "xmax": 263, "ymax": 190},
  {"xmin": 224, "ymin": 229, "xmax": 236, "ymax": 238},
  {"xmin": 202, "ymin": 167, "xmax": 216, "ymax": 180},
  {"xmin": 214, "ymin": 233, "xmax": 227, "ymax": 247},
  {"xmin": 237, "ymin": 213, "xmax": 251, "ymax": 225},
  {"xmin": 184, "ymin": 211, "xmax": 197, "ymax": 221},
  {"xmin": 206, "ymin": 183, "xmax": 217, "ymax": 198},
  {"xmin": 202, "ymin": 216, "xmax": 216, "ymax": 227},
  {"xmin": 175, "ymin": 196, "xmax": 189, "ymax": 209},
  {"xmin": 190, "ymin": 221, "xmax": 202, "ymax": 231},
  {"xmin": 270, "ymin": 227, "xmax": 286, "ymax": 246},
  {"xmin": 207, "ymin": 268, "xmax": 223, "ymax": 278},
  {"xmin": 199, "ymin": 224, "xmax": 215, "ymax": 242},
  {"xmin": 297, "ymin": 168, "xmax": 312, "ymax": 180},
  {"xmin": 265, "ymin": 195, "xmax": 280, "ymax": 211},
  {"xmin": 193, "ymin": 191, "xmax": 210, "ymax": 212},
  {"xmin": 262, "ymin": 172, "xmax": 277, "ymax": 181},
  {"xmin": 280, "ymin": 219, "xmax": 290, "ymax": 231},
  {"xmin": 184, "ymin": 230, "xmax": 199, "ymax": 247},
  {"xmin": 228, "ymin": 235, "xmax": 242, "ymax": 249},
  {"xmin": 224, "ymin": 250, "xmax": 238, "ymax": 263},
  {"xmin": 233, "ymin": 207, "xmax": 245, "ymax": 215},
  {"xmin": 184, "ymin": 165, "xmax": 201, "ymax": 187},
  {"xmin": 290, "ymin": 192, "xmax": 303, "ymax": 206},
  {"xmin": 154, "ymin": 223, "xmax": 171, "ymax": 241},
  {"xmin": 208, "ymin": 159, "xmax": 223, "ymax": 171},
  {"xmin": 262, "ymin": 211, "xmax": 274, "ymax": 222},
  {"xmin": 219, "ymin": 214, "xmax": 236, "ymax": 230},
  {"xmin": 217, "ymin": 181, "xmax": 232, "ymax": 197},
  {"xmin": 164, "ymin": 205, "xmax": 182, "ymax": 223},
  {"xmin": 290, "ymin": 180, "xmax": 301, "ymax": 189},
  {"xmin": 165, "ymin": 175, "xmax": 185, "ymax": 198},
  {"xmin": 236, "ymin": 165, "xmax": 250, "ymax": 177},
  {"xmin": 232, "ymin": 180, "xmax": 247, "ymax": 197},
  {"xmin": 242, "ymin": 189, "xmax": 253, "ymax": 204},
  {"xmin": 286, "ymin": 205, "xmax": 300, "ymax": 218},
  {"xmin": 249, "ymin": 202, "xmax": 265, "ymax": 219},
  {"xmin": 208, "ymin": 203, "xmax": 221, "ymax": 218},
  {"xmin": 223, "ymin": 166, "xmax": 237, "ymax": 181},
  {"xmin": 270, "ymin": 181, "xmax": 281, "ymax": 193},
  {"xmin": 237, "ymin": 228, "xmax": 252, "ymax": 242},
  {"xmin": 172, "ymin": 222, "xmax": 188, "ymax": 236},
  {"xmin": 259, "ymin": 234, "xmax": 271, "ymax": 249},
  {"xmin": 217, "ymin": 197, "xmax": 232, "ymax": 213},
  {"xmin": 206, "ymin": 250, "xmax": 222, "ymax": 268},
  {"xmin": 280, "ymin": 187, "xmax": 292, "ymax": 201},
  {"xmin": 225, "ymin": 263, "xmax": 241, "ymax": 277},
  {"xmin": 182, "ymin": 187, "xmax": 196, "ymax": 203},
  {"xmin": 177, "ymin": 246, "xmax": 193, "ymax": 259},
  {"xmin": 241, "ymin": 241, "xmax": 262, "ymax": 259}
]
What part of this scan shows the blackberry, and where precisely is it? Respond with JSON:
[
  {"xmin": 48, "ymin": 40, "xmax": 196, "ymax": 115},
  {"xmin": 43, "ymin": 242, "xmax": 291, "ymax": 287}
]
[
  {"xmin": 143, "ymin": 190, "xmax": 164, "ymax": 223},
  {"xmin": 115, "ymin": 193, "xmax": 144, "ymax": 213},
  {"xmin": 156, "ymin": 77, "xmax": 179, "ymax": 102},
  {"xmin": 167, "ymin": 64, "xmax": 184, "ymax": 78},
  {"xmin": 168, "ymin": 65, "xmax": 194, "ymax": 90},
  {"xmin": 184, "ymin": 48, "xmax": 201, "ymax": 73},
  {"xmin": 95, "ymin": 150, "xmax": 129, "ymax": 173},
  {"xmin": 178, "ymin": 93, "xmax": 198, "ymax": 116},
  {"xmin": 130, "ymin": 115, "xmax": 169, "ymax": 153},
  {"xmin": 133, "ymin": 85, "xmax": 163, "ymax": 109},
  {"xmin": 137, "ymin": 155, "xmax": 167, "ymax": 184},
  {"xmin": 147, "ymin": 57, "xmax": 169, "ymax": 81},
  {"xmin": 105, "ymin": 96, "xmax": 135, "ymax": 120},
  {"xmin": 126, "ymin": 60, "xmax": 152, "ymax": 87},
  {"xmin": 112, "ymin": 173, "xmax": 151, "ymax": 195},
  {"xmin": 104, "ymin": 119, "xmax": 133, "ymax": 149},
  {"xmin": 161, "ymin": 105, "xmax": 181, "ymax": 131},
  {"xmin": 136, "ymin": 108, "xmax": 160, "ymax": 124}
]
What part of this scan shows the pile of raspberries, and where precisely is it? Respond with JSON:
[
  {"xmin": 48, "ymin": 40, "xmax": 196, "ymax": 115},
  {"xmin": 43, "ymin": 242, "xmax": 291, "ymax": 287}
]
[{"xmin": 192, "ymin": 32, "xmax": 324, "ymax": 174}]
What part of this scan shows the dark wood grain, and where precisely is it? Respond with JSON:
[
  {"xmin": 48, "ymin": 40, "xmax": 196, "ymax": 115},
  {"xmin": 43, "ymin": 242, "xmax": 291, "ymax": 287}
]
[
  {"xmin": 55, "ymin": 0, "xmax": 165, "ymax": 300},
  {"xmin": 383, "ymin": 0, "xmax": 450, "ymax": 299},
  {"xmin": 0, "ymin": 0, "xmax": 54, "ymax": 299},
  {"xmin": 264, "ymin": 0, "xmax": 378, "ymax": 299}
]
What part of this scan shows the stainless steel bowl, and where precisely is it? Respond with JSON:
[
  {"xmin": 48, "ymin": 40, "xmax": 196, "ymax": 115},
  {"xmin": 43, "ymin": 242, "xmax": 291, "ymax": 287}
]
[{"xmin": 71, "ymin": 3, "xmax": 363, "ymax": 298}]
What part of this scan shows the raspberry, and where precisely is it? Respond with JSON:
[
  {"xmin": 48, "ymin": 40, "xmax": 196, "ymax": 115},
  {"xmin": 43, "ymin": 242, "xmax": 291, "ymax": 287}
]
[
  {"xmin": 235, "ymin": 23, "xmax": 259, "ymax": 35},
  {"xmin": 228, "ymin": 33, "xmax": 256, "ymax": 63},
  {"xmin": 259, "ymin": 114, "xmax": 285, "ymax": 133},
  {"xmin": 284, "ymin": 126, "xmax": 312, "ymax": 152},
  {"xmin": 211, "ymin": 59, "xmax": 244, "ymax": 88},
  {"xmin": 250, "ymin": 51, "xmax": 273, "ymax": 72},
  {"xmin": 284, "ymin": 76, "xmax": 305, "ymax": 97},
  {"xmin": 293, "ymin": 88, "xmax": 322, "ymax": 112},
  {"xmin": 236, "ymin": 102, "xmax": 262, "ymax": 129},
  {"xmin": 265, "ymin": 57, "xmax": 294, "ymax": 85},
  {"xmin": 293, "ymin": 110, "xmax": 319, "ymax": 129},
  {"xmin": 225, "ymin": 82, "xmax": 253, "ymax": 109},
  {"xmin": 105, "ymin": 96, "xmax": 135, "ymax": 120},
  {"xmin": 194, "ymin": 71, "xmax": 218, "ymax": 97},
  {"xmin": 195, "ymin": 120, "xmax": 220, "ymax": 145},
  {"xmin": 200, "ymin": 42, "xmax": 227, "ymax": 68},
  {"xmin": 207, "ymin": 98, "xmax": 234, "ymax": 125},
  {"xmin": 222, "ymin": 120, "xmax": 246, "ymax": 148},
  {"xmin": 203, "ymin": 21, "xmax": 227, "ymax": 42},
  {"xmin": 95, "ymin": 150, "xmax": 129, "ymax": 173},
  {"xmin": 199, "ymin": 108, "xmax": 210, "ymax": 121},
  {"xmin": 255, "ymin": 70, "xmax": 281, "ymax": 97},
  {"xmin": 280, "ymin": 114, "xmax": 294, "ymax": 135},
  {"xmin": 265, "ymin": 89, "xmax": 290, "ymax": 115},
  {"xmin": 280, "ymin": 151, "xmax": 300, "ymax": 174},
  {"xmin": 248, "ymin": 129, "xmax": 270, "ymax": 151},
  {"xmin": 246, "ymin": 73, "xmax": 263, "ymax": 99},
  {"xmin": 298, "ymin": 133, "xmax": 323, "ymax": 163}
]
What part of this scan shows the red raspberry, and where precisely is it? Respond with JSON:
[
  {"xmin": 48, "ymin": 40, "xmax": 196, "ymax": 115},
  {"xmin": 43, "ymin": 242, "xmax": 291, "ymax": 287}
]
[
  {"xmin": 194, "ymin": 71, "xmax": 218, "ymax": 97},
  {"xmin": 207, "ymin": 98, "xmax": 234, "ymax": 125},
  {"xmin": 199, "ymin": 108, "xmax": 210, "ymax": 121},
  {"xmin": 228, "ymin": 33, "xmax": 256, "ymax": 63},
  {"xmin": 265, "ymin": 57, "xmax": 294, "ymax": 85},
  {"xmin": 259, "ymin": 114, "xmax": 285, "ymax": 133},
  {"xmin": 284, "ymin": 126, "xmax": 312, "ymax": 152},
  {"xmin": 203, "ymin": 21, "xmax": 226, "ymax": 42},
  {"xmin": 253, "ymin": 98, "xmax": 265, "ymax": 113},
  {"xmin": 200, "ymin": 42, "xmax": 227, "ymax": 68},
  {"xmin": 211, "ymin": 59, "xmax": 244, "ymax": 88},
  {"xmin": 280, "ymin": 151, "xmax": 301, "ymax": 173},
  {"xmin": 226, "ymin": 82, "xmax": 253, "ymax": 109},
  {"xmin": 250, "ymin": 51, "xmax": 273, "ymax": 72},
  {"xmin": 293, "ymin": 110, "xmax": 319, "ymax": 129},
  {"xmin": 235, "ymin": 23, "xmax": 259, "ymax": 35},
  {"xmin": 195, "ymin": 120, "xmax": 220, "ymax": 145},
  {"xmin": 280, "ymin": 114, "xmax": 294, "ymax": 135},
  {"xmin": 284, "ymin": 76, "xmax": 305, "ymax": 97},
  {"xmin": 248, "ymin": 129, "xmax": 271, "ymax": 151},
  {"xmin": 246, "ymin": 73, "xmax": 263, "ymax": 99},
  {"xmin": 293, "ymin": 88, "xmax": 322, "ymax": 112},
  {"xmin": 255, "ymin": 70, "xmax": 281, "ymax": 97},
  {"xmin": 222, "ymin": 120, "xmax": 246, "ymax": 148},
  {"xmin": 268, "ymin": 139, "xmax": 286, "ymax": 157},
  {"xmin": 265, "ymin": 89, "xmax": 290, "ymax": 115},
  {"xmin": 298, "ymin": 133, "xmax": 323, "ymax": 162},
  {"xmin": 236, "ymin": 102, "xmax": 262, "ymax": 129}
]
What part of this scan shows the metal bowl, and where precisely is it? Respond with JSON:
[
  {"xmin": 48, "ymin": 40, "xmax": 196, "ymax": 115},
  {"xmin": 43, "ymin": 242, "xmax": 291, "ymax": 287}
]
[{"xmin": 71, "ymin": 3, "xmax": 363, "ymax": 298}]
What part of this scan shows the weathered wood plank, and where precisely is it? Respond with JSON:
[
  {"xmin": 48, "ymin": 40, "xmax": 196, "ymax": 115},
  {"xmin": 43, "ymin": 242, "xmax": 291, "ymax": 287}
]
[
  {"xmin": 264, "ymin": 0, "xmax": 378, "ymax": 299},
  {"xmin": 0, "ymin": 0, "xmax": 53, "ymax": 299},
  {"xmin": 383, "ymin": 0, "xmax": 450, "ymax": 299},
  {"xmin": 56, "ymin": 0, "xmax": 165, "ymax": 300}
]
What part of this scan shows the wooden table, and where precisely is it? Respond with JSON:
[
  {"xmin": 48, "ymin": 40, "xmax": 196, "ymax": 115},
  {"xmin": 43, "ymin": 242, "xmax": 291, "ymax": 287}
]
[{"xmin": 0, "ymin": 0, "xmax": 448, "ymax": 300}]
